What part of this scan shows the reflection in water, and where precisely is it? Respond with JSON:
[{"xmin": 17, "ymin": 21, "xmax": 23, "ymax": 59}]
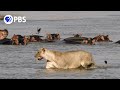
[
  {"xmin": 35, "ymin": 64, "xmax": 120, "ymax": 79},
  {"xmin": 35, "ymin": 68, "xmax": 91, "ymax": 79}
]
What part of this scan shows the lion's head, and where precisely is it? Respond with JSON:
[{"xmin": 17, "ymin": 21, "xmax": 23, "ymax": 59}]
[{"xmin": 34, "ymin": 48, "xmax": 46, "ymax": 60}]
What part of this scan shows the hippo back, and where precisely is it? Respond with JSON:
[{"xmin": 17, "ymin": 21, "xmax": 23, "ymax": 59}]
[{"xmin": 115, "ymin": 40, "xmax": 120, "ymax": 44}]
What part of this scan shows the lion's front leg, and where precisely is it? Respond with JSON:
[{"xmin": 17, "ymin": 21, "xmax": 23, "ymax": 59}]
[{"xmin": 46, "ymin": 61, "xmax": 58, "ymax": 69}]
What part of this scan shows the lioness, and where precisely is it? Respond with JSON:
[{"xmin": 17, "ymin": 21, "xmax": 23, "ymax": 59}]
[{"xmin": 35, "ymin": 48, "xmax": 95, "ymax": 69}]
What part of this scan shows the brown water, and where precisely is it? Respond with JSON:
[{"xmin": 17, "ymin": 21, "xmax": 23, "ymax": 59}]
[{"xmin": 0, "ymin": 14, "xmax": 120, "ymax": 79}]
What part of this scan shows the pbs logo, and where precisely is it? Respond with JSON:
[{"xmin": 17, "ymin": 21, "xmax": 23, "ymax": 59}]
[
  {"xmin": 4, "ymin": 15, "xmax": 26, "ymax": 24},
  {"xmin": 4, "ymin": 15, "xmax": 13, "ymax": 24}
]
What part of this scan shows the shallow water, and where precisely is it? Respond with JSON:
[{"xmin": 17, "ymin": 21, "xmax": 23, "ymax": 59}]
[{"xmin": 0, "ymin": 14, "xmax": 120, "ymax": 79}]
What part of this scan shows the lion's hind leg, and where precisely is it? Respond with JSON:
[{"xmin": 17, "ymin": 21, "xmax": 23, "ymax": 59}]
[{"xmin": 81, "ymin": 61, "xmax": 95, "ymax": 69}]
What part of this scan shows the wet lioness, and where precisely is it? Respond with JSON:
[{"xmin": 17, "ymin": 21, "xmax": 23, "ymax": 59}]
[{"xmin": 35, "ymin": 48, "xmax": 95, "ymax": 69}]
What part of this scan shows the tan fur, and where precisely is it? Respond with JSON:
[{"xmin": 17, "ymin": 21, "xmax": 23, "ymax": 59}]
[{"xmin": 35, "ymin": 48, "xmax": 95, "ymax": 69}]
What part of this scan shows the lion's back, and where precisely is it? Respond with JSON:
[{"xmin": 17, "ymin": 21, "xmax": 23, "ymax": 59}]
[{"xmin": 52, "ymin": 50, "xmax": 92, "ymax": 61}]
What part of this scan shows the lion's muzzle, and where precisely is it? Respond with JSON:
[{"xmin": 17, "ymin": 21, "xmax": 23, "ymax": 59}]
[{"xmin": 37, "ymin": 57, "xmax": 43, "ymax": 60}]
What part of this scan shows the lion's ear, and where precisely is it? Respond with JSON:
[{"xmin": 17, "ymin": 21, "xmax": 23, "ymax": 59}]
[{"xmin": 41, "ymin": 48, "xmax": 46, "ymax": 53}]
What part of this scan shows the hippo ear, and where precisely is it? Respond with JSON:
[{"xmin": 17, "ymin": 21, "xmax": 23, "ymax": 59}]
[{"xmin": 106, "ymin": 35, "xmax": 109, "ymax": 37}]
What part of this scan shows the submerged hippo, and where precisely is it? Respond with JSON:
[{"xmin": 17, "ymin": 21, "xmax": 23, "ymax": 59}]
[
  {"xmin": 64, "ymin": 35, "xmax": 95, "ymax": 45},
  {"xmin": 0, "ymin": 38, "xmax": 12, "ymax": 45},
  {"xmin": 115, "ymin": 40, "xmax": 120, "ymax": 44}
]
